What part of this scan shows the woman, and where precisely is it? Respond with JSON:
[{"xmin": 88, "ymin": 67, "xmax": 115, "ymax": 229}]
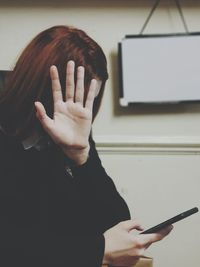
[{"xmin": 0, "ymin": 25, "xmax": 172, "ymax": 267}]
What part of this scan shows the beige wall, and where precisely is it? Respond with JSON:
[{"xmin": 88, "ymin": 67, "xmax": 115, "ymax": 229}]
[{"xmin": 0, "ymin": 1, "xmax": 200, "ymax": 267}]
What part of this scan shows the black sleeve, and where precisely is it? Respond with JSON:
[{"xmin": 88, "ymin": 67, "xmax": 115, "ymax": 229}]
[
  {"xmin": 0, "ymin": 221, "xmax": 105, "ymax": 267},
  {"xmin": 0, "ymin": 225, "xmax": 105, "ymax": 267},
  {"xmin": 0, "ymin": 133, "xmax": 105, "ymax": 267},
  {"xmin": 0, "ymin": 132, "xmax": 130, "ymax": 267},
  {"xmin": 72, "ymin": 137, "xmax": 131, "ymax": 232}
]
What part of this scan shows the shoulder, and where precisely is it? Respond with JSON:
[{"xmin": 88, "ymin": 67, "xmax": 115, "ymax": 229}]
[{"xmin": 0, "ymin": 129, "xmax": 23, "ymax": 160}]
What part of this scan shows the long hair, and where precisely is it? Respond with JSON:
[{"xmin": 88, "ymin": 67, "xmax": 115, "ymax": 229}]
[{"xmin": 0, "ymin": 25, "xmax": 108, "ymax": 140}]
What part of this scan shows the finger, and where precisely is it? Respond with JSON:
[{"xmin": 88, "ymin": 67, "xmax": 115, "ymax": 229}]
[
  {"xmin": 85, "ymin": 79, "xmax": 96, "ymax": 110},
  {"xmin": 139, "ymin": 225, "xmax": 173, "ymax": 245},
  {"xmin": 137, "ymin": 233, "xmax": 161, "ymax": 247},
  {"xmin": 119, "ymin": 220, "xmax": 143, "ymax": 232},
  {"xmin": 151, "ymin": 225, "xmax": 174, "ymax": 242},
  {"xmin": 50, "ymin": 65, "xmax": 63, "ymax": 104},
  {"xmin": 35, "ymin": 101, "xmax": 54, "ymax": 131},
  {"xmin": 75, "ymin": 66, "xmax": 85, "ymax": 103},
  {"xmin": 157, "ymin": 225, "xmax": 174, "ymax": 237},
  {"xmin": 66, "ymin": 60, "xmax": 75, "ymax": 101}
]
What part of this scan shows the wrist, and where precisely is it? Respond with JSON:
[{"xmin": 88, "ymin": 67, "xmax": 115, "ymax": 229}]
[{"xmin": 61, "ymin": 144, "xmax": 90, "ymax": 166}]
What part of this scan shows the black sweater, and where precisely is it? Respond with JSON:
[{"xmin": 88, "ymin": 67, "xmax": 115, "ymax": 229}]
[{"xmin": 0, "ymin": 131, "xmax": 130, "ymax": 267}]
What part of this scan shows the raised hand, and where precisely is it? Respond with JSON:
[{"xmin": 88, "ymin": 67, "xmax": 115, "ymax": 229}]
[{"xmin": 35, "ymin": 60, "xmax": 97, "ymax": 165}]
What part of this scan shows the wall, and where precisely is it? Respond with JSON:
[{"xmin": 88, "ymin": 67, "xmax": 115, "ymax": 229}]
[{"xmin": 0, "ymin": 1, "xmax": 200, "ymax": 267}]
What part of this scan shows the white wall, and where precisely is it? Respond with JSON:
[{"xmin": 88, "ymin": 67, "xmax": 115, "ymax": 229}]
[
  {"xmin": 0, "ymin": 1, "xmax": 200, "ymax": 267},
  {"xmin": 98, "ymin": 144, "xmax": 200, "ymax": 267}
]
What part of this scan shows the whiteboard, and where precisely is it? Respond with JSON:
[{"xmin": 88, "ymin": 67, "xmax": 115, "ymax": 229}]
[{"xmin": 119, "ymin": 33, "xmax": 200, "ymax": 106}]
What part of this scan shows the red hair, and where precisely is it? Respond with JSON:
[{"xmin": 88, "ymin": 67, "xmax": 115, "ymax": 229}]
[{"xmin": 0, "ymin": 25, "xmax": 108, "ymax": 139}]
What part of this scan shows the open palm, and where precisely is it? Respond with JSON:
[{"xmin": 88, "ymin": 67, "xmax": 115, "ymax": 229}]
[{"xmin": 35, "ymin": 61, "xmax": 97, "ymax": 155}]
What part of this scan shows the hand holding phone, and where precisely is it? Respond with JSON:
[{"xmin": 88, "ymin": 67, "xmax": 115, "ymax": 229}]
[{"xmin": 141, "ymin": 207, "xmax": 199, "ymax": 234}]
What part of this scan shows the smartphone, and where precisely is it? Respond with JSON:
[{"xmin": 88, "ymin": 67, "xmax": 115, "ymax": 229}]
[{"xmin": 141, "ymin": 207, "xmax": 199, "ymax": 234}]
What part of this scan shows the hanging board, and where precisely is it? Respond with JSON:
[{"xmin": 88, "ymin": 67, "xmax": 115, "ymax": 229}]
[{"xmin": 118, "ymin": 33, "xmax": 200, "ymax": 106}]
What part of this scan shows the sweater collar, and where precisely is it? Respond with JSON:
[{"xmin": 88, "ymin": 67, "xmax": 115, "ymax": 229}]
[
  {"xmin": 22, "ymin": 129, "xmax": 52, "ymax": 151},
  {"xmin": 0, "ymin": 124, "xmax": 50, "ymax": 151}
]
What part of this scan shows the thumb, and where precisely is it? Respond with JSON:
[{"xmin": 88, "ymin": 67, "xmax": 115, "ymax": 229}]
[
  {"xmin": 34, "ymin": 101, "xmax": 54, "ymax": 131},
  {"xmin": 120, "ymin": 220, "xmax": 144, "ymax": 232},
  {"xmin": 140, "ymin": 225, "xmax": 174, "ymax": 244}
]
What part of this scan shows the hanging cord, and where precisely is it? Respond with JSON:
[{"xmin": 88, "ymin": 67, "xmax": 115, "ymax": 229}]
[
  {"xmin": 140, "ymin": 0, "xmax": 161, "ymax": 35},
  {"xmin": 139, "ymin": 0, "xmax": 189, "ymax": 35},
  {"xmin": 174, "ymin": 0, "xmax": 189, "ymax": 33}
]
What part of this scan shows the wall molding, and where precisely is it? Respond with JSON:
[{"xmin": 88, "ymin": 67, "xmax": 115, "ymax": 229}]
[{"xmin": 94, "ymin": 135, "xmax": 200, "ymax": 155}]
